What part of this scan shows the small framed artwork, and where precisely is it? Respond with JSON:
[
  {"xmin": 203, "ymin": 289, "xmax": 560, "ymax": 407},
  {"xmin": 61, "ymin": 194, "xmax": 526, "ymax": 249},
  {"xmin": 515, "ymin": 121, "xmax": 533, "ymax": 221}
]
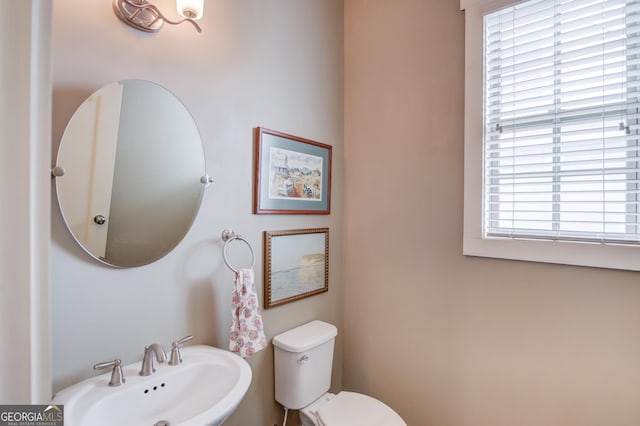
[
  {"xmin": 253, "ymin": 127, "xmax": 332, "ymax": 214},
  {"xmin": 264, "ymin": 228, "xmax": 329, "ymax": 308}
]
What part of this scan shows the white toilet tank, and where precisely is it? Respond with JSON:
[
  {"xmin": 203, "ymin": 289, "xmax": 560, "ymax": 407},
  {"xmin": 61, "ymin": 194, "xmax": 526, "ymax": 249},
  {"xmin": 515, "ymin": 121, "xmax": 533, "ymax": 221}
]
[{"xmin": 273, "ymin": 320, "xmax": 338, "ymax": 410}]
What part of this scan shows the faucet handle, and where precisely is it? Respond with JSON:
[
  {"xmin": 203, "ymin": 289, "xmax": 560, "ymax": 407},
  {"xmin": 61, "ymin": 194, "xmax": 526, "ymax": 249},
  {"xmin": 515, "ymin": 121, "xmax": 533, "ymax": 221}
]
[
  {"xmin": 93, "ymin": 358, "xmax": 125, "ymax": 387},
  {"xmin": 169, "ymin": 335, "xmax": 193, "ymax": 365}
]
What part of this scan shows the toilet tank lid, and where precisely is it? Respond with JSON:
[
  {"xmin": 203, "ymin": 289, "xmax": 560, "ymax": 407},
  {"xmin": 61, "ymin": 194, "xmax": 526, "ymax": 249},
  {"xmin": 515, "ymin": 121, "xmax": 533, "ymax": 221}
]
[{"xmin": 273, "ymin": 320, "xmax": 338, "ymax": 353}]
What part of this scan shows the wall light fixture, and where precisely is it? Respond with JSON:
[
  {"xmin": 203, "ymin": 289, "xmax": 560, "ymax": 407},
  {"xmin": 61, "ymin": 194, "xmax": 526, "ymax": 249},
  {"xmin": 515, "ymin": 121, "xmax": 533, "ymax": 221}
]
[{"xmin": 113, "ymin": 0, "xmax": 203, "ymax": 33}]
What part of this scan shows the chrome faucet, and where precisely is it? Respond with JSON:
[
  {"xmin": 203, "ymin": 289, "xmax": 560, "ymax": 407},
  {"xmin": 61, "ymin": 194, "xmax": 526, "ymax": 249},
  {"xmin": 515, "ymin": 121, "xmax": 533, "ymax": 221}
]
[{"xmin": 139, "ymin": 343, "xmax": 167, "ymax": 376}]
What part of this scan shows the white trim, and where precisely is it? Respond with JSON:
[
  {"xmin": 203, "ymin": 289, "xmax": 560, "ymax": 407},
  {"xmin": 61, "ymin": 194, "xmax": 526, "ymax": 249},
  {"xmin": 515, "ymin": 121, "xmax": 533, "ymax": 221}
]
[
  {"xmin": 29, "ymin": 0, "xmax": 52, "ymax": 403},
  {"xmin": 462, "ymin": 0, "xmax": 640, "ymax": 271},
  {"xmin": 0, "ymin": 0, "xmax": 52, "ymax": 403},
  {"xmin": 461, "ymin": 0, "xmax": 528, "ymax": 13}
]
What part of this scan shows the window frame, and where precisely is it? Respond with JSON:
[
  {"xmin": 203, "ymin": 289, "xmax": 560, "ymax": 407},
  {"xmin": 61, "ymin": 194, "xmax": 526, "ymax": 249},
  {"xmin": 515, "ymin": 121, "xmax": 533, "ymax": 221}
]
[{"xmin": 461, "ymin": 0, "xmax": 640, "ymax": 271}]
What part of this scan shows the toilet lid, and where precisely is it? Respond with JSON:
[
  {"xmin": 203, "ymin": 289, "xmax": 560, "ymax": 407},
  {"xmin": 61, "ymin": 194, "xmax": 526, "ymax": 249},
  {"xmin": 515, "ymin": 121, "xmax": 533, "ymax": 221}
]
[{"xmin": 315, "ymin": 391, "xmax": 406, "ymax": 426}]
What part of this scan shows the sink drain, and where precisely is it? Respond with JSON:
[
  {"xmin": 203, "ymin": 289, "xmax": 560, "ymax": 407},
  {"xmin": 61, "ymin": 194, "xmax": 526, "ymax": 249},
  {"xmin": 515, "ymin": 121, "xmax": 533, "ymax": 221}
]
[{"xmin": 154, "ymin": 421, "xmax": 170, "ymax": 426}]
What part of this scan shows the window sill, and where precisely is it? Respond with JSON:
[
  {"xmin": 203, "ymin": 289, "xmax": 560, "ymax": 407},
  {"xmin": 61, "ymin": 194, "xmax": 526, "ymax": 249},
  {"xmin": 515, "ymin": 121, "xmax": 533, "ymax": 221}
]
[{"xmin": 464, "ymin": 234, "xmax": 640, "ymax": 271}]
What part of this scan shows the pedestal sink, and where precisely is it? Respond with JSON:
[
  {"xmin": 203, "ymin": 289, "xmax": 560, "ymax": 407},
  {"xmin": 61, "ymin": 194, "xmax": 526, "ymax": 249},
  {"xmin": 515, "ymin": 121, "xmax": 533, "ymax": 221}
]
[{"xmin": 52, "ymin": 345, "xmax": 251, "ymax": 426}]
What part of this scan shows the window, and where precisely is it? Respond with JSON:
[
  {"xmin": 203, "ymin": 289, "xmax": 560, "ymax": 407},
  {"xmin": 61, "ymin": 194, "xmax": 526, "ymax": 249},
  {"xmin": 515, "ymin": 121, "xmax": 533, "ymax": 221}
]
[
  {"xmin": 485, "ymin": 0, "xmax": 640, "ymax": 243},
  {"xmin": 461, "ymin": 0, "xmax": 640, "ymax": 270}
]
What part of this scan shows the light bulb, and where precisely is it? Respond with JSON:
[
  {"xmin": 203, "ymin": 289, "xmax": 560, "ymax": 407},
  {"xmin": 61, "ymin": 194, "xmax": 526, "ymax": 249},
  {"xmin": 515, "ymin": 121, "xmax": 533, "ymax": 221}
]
[{"xmin": 177, "ymin": 0, "xmax": 203, "ymax": 20}]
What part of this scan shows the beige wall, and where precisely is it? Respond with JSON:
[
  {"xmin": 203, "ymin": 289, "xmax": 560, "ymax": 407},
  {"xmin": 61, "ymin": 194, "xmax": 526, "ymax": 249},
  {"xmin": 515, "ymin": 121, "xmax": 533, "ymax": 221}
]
[
  {"xmin": 344, "ymin": 1, "xmax": 640, "ymax": 425},
  {"xmin": 51, "ymin": 1, "xmax": 343, "ymax": 424}
]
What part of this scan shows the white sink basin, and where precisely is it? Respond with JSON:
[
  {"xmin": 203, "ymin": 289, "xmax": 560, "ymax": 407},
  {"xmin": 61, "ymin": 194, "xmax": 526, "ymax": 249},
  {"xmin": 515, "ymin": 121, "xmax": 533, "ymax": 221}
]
[{"xmin": 52, "ymin": 345, "xmax": 251, "ymax": 426}]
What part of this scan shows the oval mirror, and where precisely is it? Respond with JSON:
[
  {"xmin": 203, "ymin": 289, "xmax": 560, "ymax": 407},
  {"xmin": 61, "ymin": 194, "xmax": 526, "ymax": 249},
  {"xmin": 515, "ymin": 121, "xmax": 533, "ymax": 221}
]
[{"xmin": 55, "ymin": 80, "xmax": 207, "ymax": 267}]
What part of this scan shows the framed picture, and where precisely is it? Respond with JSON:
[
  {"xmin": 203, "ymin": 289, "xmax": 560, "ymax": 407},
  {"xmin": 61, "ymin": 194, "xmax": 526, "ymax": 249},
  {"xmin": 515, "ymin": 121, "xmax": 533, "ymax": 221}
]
[
  {"xmin": 253, "ymin": 127, "xmax": 332, "ymax": 214},
  {"xmin": 264, "ymin": 228, "xmax": 329, "ymax": 308}
]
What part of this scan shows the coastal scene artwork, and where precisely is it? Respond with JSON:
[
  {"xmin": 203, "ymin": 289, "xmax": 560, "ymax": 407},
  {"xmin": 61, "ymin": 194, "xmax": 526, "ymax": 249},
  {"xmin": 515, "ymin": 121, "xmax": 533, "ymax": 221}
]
[
  {"xmin": 264, "ymin": 228, "xmax": 329, "ymax": 308},
  {"xmin": 268, "ymin": 147, "xmax": 323, "ymax": 201},
  {"xmin": 254, "ymin": 127, "xmax": 332, "ymax": 214}
]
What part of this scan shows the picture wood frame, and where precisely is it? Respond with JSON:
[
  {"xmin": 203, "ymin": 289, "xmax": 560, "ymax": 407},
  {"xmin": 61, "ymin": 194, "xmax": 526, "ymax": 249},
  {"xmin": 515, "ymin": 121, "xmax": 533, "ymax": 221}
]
[
  {"xmin": 264, "ymin": 228, "xmax": 329, "ymax": 308},
  {"xmin": 253, "ymin": 127, "xmax": 332, "ymax": 214}
]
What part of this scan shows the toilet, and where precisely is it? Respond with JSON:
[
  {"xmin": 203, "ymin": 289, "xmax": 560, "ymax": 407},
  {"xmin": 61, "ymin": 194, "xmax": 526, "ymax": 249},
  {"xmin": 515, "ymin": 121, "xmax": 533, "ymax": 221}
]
[{"xmin": 273, "ymin": 320, "xmax": 407, "ymax": 426}]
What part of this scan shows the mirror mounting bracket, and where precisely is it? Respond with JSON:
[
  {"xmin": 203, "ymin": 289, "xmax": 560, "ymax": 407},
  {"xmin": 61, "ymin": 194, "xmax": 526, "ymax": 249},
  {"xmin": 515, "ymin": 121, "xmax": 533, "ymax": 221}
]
[
  {"xmin": 200, "ymin": 175, "xmax": 213, "ymax": 187},
  {"xmin": 51, "ymin": 166, "xmax": 65, "ymax": 177}
]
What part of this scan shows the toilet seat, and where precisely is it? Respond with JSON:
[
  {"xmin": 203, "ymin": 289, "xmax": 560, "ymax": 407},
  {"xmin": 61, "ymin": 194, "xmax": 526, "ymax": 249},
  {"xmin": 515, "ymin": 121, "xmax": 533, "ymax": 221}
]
[{"xmin": 311, "ymin": 391, "xmax": 406, "ymax": 426}]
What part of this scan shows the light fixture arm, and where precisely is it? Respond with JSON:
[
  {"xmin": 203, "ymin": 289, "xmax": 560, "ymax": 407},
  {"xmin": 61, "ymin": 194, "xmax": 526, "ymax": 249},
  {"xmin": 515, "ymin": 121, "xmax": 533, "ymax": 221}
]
[{"xmin": 114, "ymin": 0, "xmax": 202, "ymax": 33}]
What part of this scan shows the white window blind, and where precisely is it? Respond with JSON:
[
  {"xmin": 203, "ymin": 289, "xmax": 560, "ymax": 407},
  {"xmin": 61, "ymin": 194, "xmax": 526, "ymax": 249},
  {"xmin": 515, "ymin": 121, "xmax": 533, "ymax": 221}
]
[{"xmin": 484, "ymin": 0, "xmax": 640, "ymax": 244}]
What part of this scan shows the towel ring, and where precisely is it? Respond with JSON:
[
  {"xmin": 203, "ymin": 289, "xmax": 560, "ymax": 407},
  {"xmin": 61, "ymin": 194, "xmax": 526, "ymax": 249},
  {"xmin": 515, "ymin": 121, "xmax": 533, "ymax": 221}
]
[{"xmin": 221, "ymin": 229, "xmax": 255, "ymax": 273}]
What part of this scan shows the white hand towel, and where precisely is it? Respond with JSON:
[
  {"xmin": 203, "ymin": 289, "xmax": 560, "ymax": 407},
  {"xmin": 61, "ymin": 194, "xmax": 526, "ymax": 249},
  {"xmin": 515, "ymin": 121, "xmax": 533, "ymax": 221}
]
[{"xmin": 229, "ymin": 268, "xmax": 267, "ymax": 358}]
